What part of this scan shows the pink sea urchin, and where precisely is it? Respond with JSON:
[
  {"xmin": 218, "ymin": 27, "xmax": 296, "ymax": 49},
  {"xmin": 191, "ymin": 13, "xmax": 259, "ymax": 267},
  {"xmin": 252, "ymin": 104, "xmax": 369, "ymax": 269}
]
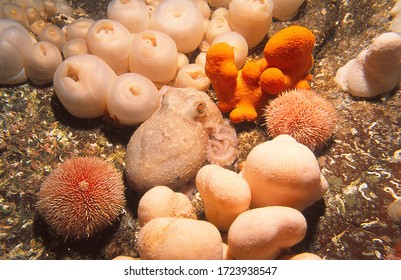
[
  {"xmin": 37, "ymin": 157, "xmax": 125, "ymax": 240},
  {"xmin": 264, "ymin": 89, "xmax": 337, "ymax": 150}
]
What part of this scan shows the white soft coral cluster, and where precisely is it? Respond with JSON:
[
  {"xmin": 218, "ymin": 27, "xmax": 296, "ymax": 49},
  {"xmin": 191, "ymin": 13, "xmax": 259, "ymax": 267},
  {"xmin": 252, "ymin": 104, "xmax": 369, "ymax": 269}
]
[
  {"xmin": 196, "ymin": 134, "xmax": 327, "ymax": 259},
  {"xmin": 390, "ymin": 0, "xmax": 401, "ymax": 33},
  {"xmin": 334, "ymin": 1, "xmax": 401, "ymax": 98},
  {"xmin": 135, "ymin": 134, "xmax": 326, "ymax": 260},
  {"xmin": 335, "ymin": 32, "xmax": 401, "ymax": 98}
]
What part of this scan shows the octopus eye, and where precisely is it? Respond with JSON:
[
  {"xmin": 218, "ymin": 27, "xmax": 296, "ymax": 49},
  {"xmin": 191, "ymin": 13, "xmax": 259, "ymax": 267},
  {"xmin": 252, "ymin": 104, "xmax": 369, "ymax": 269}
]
[
  {"xmin": 196, "ymin": 102, "xmax": 205, "ymax": 114},
  {"xmin": 192, "ymin": 100, "xmax": 206, "ymax": 120}
]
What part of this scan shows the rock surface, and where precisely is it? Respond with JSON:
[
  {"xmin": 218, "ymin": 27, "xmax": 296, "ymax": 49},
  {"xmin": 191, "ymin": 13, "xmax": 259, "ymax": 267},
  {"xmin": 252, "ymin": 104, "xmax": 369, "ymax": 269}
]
[{"xmin": 0, "ymin": 0, "xmax": 400, "ymax": 260}]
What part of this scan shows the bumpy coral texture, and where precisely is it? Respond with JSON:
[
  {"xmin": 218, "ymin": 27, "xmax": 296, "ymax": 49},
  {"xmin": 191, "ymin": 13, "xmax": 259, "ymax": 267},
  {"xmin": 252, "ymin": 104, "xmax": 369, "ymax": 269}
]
[
  {"xmin": 125, "ymin": 87, "xmax": 238, "ymax": 195},
  {"xmin": 260, "ymin": 25, "xmax": 315, "ymax": 94},
  {"xmin": 37, "ymin": 157, "xmax": 125, "ymax": 240},
  {"xmin": 205, "ymin": 42, "xmax": 270, "ymax": 123},
  {"xmin": 205, "ymin": 26, "xmax": 315, "ymax": 123},
  {"xmin": 264, "ymin": 89, "xmax": 337, "ymax": 151}
]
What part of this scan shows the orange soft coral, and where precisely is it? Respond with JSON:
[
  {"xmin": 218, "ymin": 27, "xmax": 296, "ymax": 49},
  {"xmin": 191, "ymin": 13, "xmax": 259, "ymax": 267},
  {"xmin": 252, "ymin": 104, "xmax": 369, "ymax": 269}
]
[
  {"xmin": 205, "ymin": 26, "xmax": 315, "ymax": 123},
  {"xmin": 260, "ymin": 25, "xmax": 315, "ymax": 95},
  {"xmin": 205, "ymin": 42, "xmax": 269, "ymax": 123}
]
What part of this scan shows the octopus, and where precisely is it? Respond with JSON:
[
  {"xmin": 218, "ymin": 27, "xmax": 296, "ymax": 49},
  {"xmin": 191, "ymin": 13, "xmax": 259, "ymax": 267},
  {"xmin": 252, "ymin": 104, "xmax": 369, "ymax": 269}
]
[{"xmin": 125, "ymin": 86, "xmax": 238, "ymax": 195}]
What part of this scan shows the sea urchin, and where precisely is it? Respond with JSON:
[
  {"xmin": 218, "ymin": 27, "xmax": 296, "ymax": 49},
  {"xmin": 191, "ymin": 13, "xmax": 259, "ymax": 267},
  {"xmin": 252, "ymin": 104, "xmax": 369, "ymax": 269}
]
[
  {"xmin": 264, "ymin": 89, "xmax": 337, "ymax": 150},
  {"xmin": 37, "ymin": 157, "xmax": 125, "ymax": 240}
]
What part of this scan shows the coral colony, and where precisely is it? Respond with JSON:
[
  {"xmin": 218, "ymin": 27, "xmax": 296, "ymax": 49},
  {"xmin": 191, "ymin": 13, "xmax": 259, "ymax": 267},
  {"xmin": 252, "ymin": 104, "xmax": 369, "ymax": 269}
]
[{"xmin": 0, "ymin": 0, "xmax": 400, "ymax": 260}]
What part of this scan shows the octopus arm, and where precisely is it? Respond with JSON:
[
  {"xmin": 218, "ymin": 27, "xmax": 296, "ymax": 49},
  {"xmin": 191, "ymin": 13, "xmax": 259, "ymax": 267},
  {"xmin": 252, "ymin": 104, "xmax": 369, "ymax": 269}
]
[{"xmin": 206, "ymin": 119, "xmax": 239, "ymax": 166}]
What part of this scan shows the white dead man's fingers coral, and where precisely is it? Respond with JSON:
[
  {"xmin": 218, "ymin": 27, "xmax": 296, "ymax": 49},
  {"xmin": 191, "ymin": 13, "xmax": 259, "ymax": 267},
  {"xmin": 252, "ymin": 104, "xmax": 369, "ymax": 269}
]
[
  {"xmin": 51, "ymin": 0, "xmax": 74, "ymax": 16},
  {"xmin": 0, "ymin": 40, "xmax": 27, "ymax": 85},
  {"xmin": 390, "ymin": 0, "xmax": 401, "ymax": 33},
  {"xmin": 196, "ymin": 164, "xmax": 251, "ymax": 231},
  {"xmin": 388, "ymin": 200, "xmax": 401, "ymax": 224},
  {"xmin": 124, "ymin": 87, "xmax": 237, "ymax": 194},
  {"xmin": 38, "ymin": 0, "xmax": 73, "ymax": 18},
  {"xmin": 0, "ymin": 19, "xmax": 36, "ymax": 52},
  {"xmin": 240, "ymin": 134, "xmax": 328, "ymax": 211},
  {"xmin": 278, "ymin": 252, "xmax": 322, "ymax": 260},
  {"xmin": 227, "ymin": 206, "xmax": 307, "ymax": 259},
  {"xmin": 137, "ymin": 186, "xmax": 196, "ymax": 227},
  {"xmin": 335, "ymin": 32, "xmax": 401, "ymax": 98},
  {"xmin": 195, "ymin": 52, "xmax": 207, "ymax": 67}
]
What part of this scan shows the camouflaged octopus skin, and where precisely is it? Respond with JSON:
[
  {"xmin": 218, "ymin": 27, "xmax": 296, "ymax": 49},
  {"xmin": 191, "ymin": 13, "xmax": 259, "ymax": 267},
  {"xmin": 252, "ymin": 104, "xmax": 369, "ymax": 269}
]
[{"xmin": 125, "ymin": 87, "xmax": 238, "ymax": 195}]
